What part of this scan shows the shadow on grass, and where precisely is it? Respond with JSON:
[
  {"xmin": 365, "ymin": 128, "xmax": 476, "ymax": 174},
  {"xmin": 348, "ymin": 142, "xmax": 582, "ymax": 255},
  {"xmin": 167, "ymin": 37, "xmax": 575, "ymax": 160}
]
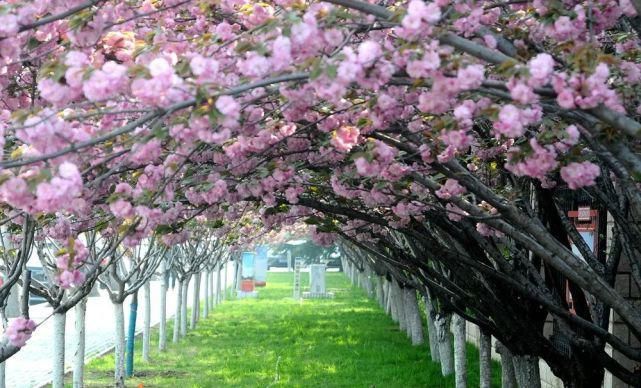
[{"xmin": 70, "ymin": 272, "xmax": 501, "ymax": 387}]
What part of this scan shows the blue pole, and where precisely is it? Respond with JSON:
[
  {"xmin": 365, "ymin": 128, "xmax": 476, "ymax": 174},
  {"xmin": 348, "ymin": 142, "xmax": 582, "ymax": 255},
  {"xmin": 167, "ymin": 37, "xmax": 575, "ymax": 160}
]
[{"xmin": 125, "ymin": 292, "xmax": 138, "ymax": 377}]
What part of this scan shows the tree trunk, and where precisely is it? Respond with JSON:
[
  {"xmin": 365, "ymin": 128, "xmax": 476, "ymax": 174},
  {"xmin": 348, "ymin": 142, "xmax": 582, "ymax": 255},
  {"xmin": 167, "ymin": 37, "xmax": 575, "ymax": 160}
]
[
  {"xmin": 142, "ymin": 281, "xmax": 151, "ymax": 362},
  {"xmin": 191, "ymin": 272, "xmax": 201, "ymax": 329},
  {"xmin": 436, "ymin": 313, "xmax": 454, "ymax": 376},
  {"xmin": 396, "ymin": 283, "xmax": 407, "ymax": 332},
  {"xmin": 204, "ymin": 270, "xmax": 210, "ymax": 318},
  {"xmin": 513, "ymin": 355, "xmax": 541, "ymax": 388},
  {"xmin": 114, "ymin": 302, "xmax": 126, "ymax": 387},
  {"xmin": 125, "ymin": 292, "xmax": 138, "ymax": 377},
  {"xmin": 403, "ymin": 288, "xmax": 413, "ymax": 338},
  {"xmin": 173, "ymin": 280, "xmax": 182, "ymax": 343},
  {"xmin": 222, "ymin": 263, "xmax": 228, "ymax": 301},
  {"xmin": 181, "ymin": 276, "xmax": 190, "ymax": 337},
  {"xmin": 73, "ymin": 298, "xmax": 87, "ymax": 388},
  {"xmin": 495, "ymin": 341, "xmax": 517, "ymax": 388},
  {"xmin": 389, "ymin": 281, "xmax": 399, "ymax": 322},
  {"xmin": 376, "ymin": 276, "xmax": 385, "ymax": 308},
  {"xmin": 405, "ymin": 289, "xmax": 424, "ymax": 345},
  {"xmin": 52, "ymin": 311, "xmax": 66, "ymax": 388},
  {"xmin": 424, "ymin": 296, "xmax": 440, "ymax": 363},
  {"xmin": 479, "ymin": 330, "xmax": 492, "ymax": 388},
  {"xmin": 385, "ymin": 280, "xmax": 392, "ymax": 316},
  {"xmin": 159, "ymin": 265, "xmax": 168, "ymax": 352},
  {"xmin": 453, "ymin": 314, "xmax": 467, "ymax": 388},
  {"xmin": 216, "ymin": 264, "xmax": 222, "ymax": 306}
]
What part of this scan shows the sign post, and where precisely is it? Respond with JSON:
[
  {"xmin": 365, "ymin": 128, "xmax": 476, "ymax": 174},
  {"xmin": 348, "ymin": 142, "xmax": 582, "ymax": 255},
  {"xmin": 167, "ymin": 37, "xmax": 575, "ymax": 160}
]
[{"xmin": 293, "ymin": 259, "xmax": 302, "ymax": 300}]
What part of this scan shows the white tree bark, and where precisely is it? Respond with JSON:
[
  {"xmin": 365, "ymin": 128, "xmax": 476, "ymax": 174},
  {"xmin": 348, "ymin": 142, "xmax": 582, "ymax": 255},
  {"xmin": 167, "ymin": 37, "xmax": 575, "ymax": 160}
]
[
  {"xmin": 479, "ymin": 330, "xmax": 492, "ymax": 388},
  {"xmin": 73, "ymin": 298, "xmax": 87, "ymax": 388},
  {"xmin": 436, "ymin": 313, "xmax": 454, "ymax": 376},
  {"xmin": 172, "ymin": 280, "xmax": 182, "ymax": 343},
  {"xmin": 495, "ymin": 341, "xmax": 517, "ymax": 388},
  {"xmin": 389, "ymin": 281, "xmax": 400, "ymax": 323},
  {"xmin": 113, "ymin": 302, "xmax": 126, "ymax": 387},
  {"xmin": 222, "ymin": 263, "xmax": 227, "ymax": 301},
  {"xmin": 181, "ymin": 276, "xmax": 190, "ymax": 337},
  {"xmin": 376, "ymin": 276, "xmax": 385, "ymax": 308},
  {"xmin": 190, "ymin": 272, "xmax": 201, "ymax": 329},
  {"xmin": 396, "ymin": 283, "xmax": 407, "ymax": 332},
  {"xmin": 52, "ymin": 311, "xmax": 66, "ymax": 388},
  {"xmin": 142, "ymin": 281, "xmax": 151, "ymax": 362},
  {"xmin": 216, "ymin": 264, "xmax": 221, "ymax": 306},
  {"xmin": 453, "ymin": 314, "xmax": 467, "ymax": 388},
  {"xmin": 405, "ymin": 289, "xmax": 424, "ymax": 345},
  {"xmin": 204, "ymin": 270, "xmax": 210, "ymax": 318},
  {"xmin": 159, "ymin": 264, "xmax": 168, "ymax": 351},
  {"xmin": 424, "ymin": 296, "xmax": 440, "ymax": 363},
  {"xmin": 403, "ymin": 288, "xmax": 413, "ymax": 338},
  {"xmin": 385, "ymin": 280, "xmax": 392, "ymax": 316},
  {"xmin": 513, "ymin": 355, "xmax": 541, "ymax": 388}
]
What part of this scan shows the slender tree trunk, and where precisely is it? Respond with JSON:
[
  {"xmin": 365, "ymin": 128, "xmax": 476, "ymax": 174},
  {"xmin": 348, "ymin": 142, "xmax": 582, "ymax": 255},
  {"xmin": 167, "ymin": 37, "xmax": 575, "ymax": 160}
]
[
  {"xmin": 222, "ymin": 263, "xmax": 227, "ymax": 301},
  {"xmin": 479, "ymin": 330, "xmax": 492, "ymax": 388},
  {"xmin": 114, "ymin": 302, "xmax": 126, "ymax": 387},
  {"xmin": 0, "ymin": 362, "xmax": 5, "ymax": 388},
  {"xmin": 173, "ymin": 280, "xmax": 182, "ymax": 343},
  {"xmin": 376, "ymin": 276, "xmax": 385, "ymax": 308},
  {"xmin": 204, "ymin": 270, "xmax": 210, "ymax": 319},
  {"xmin": 159, "ymin": 264, "xmax": 168, "ymax": 351},
  {"xmin": 513, "ymin": 355, "xmax": 541, "ymax": 388},
  {"xmin": 209, "ymin": 270, "xmax": 214, "ymax": 309},
  {"xmin": 142, "ymin": 281, "xmax": 151, "ymax": 362},
  {"xmin": 453, "ymin": 314, "xmax": 467, "ymax": 388},
  {"xmin": 405, "ymin": 289, "xmax": 424, "ymax": 345},
  {"xmin": 191, "ymin": 272, "xmax": 201, "ymax": 329},
  {"xmin": 52, "ymin": 311, "xmax": 66, "ymax": 388},
  {"xmin": 73, "ymin": 298, "xmax": 87, "ymax": 388},
  {"xmin": 436, "ymin": 313, "xmax": 454, "ymax": 376},
  {"xmin": 385, "ymin": 280, "xmax": 392, "ymax": 316},
  {"xmin": 389, "ymin": 280, "xmax": 399, "ymax": 322},
  {"xmin": 395, "ymin": 283, "xmax": 407, "ymax": 332},
  {"xmin": 495, "ymin": 341, "xmax": 517, "ymax": 388},
  {"xmin": 216, "ymin": 264, "xmax": 222, "ymax": 305},
  {"xmin": 181, "ymin": 275, "xmax": 190, "ymax": 337},
  {"xmin": 403, "ymin": 288, "xmax": 413, "ymax": 338},
  {"xmin": 125, "ymin": 292, "xmax": 138, "ymax": 377},
  {"xmin": 424, "ymin": 296, "xmax": 440, "ymax": 363}
]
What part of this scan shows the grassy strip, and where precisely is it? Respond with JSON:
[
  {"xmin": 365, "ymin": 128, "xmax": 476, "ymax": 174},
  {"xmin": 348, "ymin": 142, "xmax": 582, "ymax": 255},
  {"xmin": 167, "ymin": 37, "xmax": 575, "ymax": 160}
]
[{"xmin": 68, "ymin": 272, "xmax": 501, "ymax": 387}]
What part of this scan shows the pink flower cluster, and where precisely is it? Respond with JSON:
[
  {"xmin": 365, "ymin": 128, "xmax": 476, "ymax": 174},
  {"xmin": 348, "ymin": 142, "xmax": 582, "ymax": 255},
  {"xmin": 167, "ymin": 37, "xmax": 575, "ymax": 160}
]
[
  {"xmin": 552, "ymin": 64, "xmax": 623, "ymax": 112},
  {"xmin": 492, "ymin": 104, "xmax": 542, "ymax": 138},
  {"xmin": 35, "ymin": 162, "xmax": 84, "ymax": 213},
  {"xmin": 5, "ymin": 318, "xmax": 36, "ymax": 348},
  {"xmin": 131, "ymin": 58, "xmax": 188, "ymax": 107},
  {"xmin": 82, "ymin": 61, "xmax": 128, "ymax": 102},
  {"xmin": 55, "ymin": 239, "xmax": 89, "ymax": 289},
  {"xmin": 330, "ymin": 126, "xmax": 360, "ymax": 152},
  {"xmin": 435, "ymin": 179, "xmax": 466, "ymax": 200},
  {"xmin": 354, "ymin": 141, "xmax": 397, "ymax": 177},
  {"xmin": 560, "ymin": 161, "xmax": 601, "ymax": 189},
  {"xmin": 505, "ymin": 138, "xmax": 558, "ymax": 184},
  {"xmin": 396, "ymin": 0, "xmax": 442, "ymax": 40}
]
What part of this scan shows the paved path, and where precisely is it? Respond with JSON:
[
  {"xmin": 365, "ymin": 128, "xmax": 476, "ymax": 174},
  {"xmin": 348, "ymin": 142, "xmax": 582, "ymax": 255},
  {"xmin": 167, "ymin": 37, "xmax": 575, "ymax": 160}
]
[{"xmin": 5, "ymin": 264, "xmax": 235, "ymax": 388}]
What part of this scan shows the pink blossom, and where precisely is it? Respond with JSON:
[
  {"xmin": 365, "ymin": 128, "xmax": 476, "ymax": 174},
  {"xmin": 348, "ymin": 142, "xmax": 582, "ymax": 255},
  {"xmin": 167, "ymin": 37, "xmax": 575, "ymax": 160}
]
[
  {"xmin": 57, "ymin": 269, "xmax": 85, "ymax": 288},
  {"xmin": 528, "ymin": 53, "xmax": 555, "ymax": 86},
  {"xmin": 560, "ymin": 161, "xmax": 600, "ymax": 189},
  {"xmin": 457, "ymin": 64, "xmax": 485, "ymax": 90},
  {"xmin": 435, "ymin": 179, "xmax": 466, "ymax": 199},
  {"xmin": 355, "ymin": 157, "xmax": 380, "ymax": 177},
  {"xmin": 406, "ymin": 51, "xmax": 440, "ymax": 78},
  {"xmin": 493, "ymin": 104, "xmax": 526, "ymax": 138},
  {"xmin": 190, "ymin": 55, "xmax": 220, "ymax": 84},
  {"xmin": 216, "ymin": 95, "xmax": 241, "ymax": 123},
  {"xmin": 440, "ymin": 130, "xmax": 472, "ymax": 151},
  {"xmin": 130, "ymin": 139, "xmax": 162, "ymax": 165},
  {"xmin": 5, "ymin": 318, "xmax": 36, "ymax": 348},
  {"xmin": 82, "ymin": 61, "xmax": 128, "ymax": 102},
  {"xmin": 330, "ymin": 126, "xmax": 359, "ymax": 152},
  {"xmin": 110, "ymin": 199, "xmax": 134, "ymax": 218},
  {"xmin": 357, "ymin": 40, "xmax": 382, "ymax": 65},
  {"xmin": 505, "ymin": 138, "xmax": 558, "ymax": 181},
  {"xmin": 0, "ymin": 14, "xmax": 19, "ymax": 38}
]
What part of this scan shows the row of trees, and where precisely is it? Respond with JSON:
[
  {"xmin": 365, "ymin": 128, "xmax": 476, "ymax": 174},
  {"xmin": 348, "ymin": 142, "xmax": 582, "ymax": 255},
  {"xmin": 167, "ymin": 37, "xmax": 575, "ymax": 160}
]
[
  {"xmin": 0, "ymin": 226, "xmax": 233, "ymax": 388},
  {"xmin": 0, "ymin": 0, "xmax": 640, "ymax": 387}
]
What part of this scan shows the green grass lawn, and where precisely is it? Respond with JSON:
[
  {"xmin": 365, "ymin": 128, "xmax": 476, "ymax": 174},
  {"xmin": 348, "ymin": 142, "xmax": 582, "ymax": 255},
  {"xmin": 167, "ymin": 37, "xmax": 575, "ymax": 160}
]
[{"xmin": 71, "ymin": 272, "xmax": 501, "ymax": 387}]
